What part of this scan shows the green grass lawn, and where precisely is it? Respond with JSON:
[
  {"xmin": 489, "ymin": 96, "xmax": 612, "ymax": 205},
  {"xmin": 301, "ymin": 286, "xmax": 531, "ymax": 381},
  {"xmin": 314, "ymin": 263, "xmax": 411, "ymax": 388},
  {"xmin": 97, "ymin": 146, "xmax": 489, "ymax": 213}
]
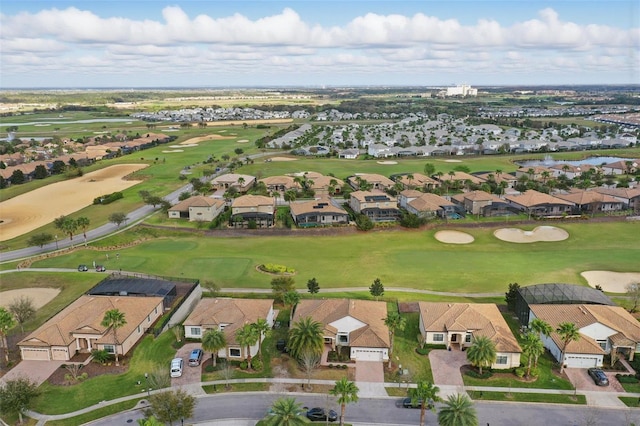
[
  {"xmin": 467, "ymin": 390, "xmax": 585, "ymax": 404},
  {"xmin": 43, "ymin": 399, "xmax": 143, "ymax": 426},
  {"xmin": 387, "ymin": 310, "xmax": 433, "ymax": 383},
  {"xmin": 32, "ymin": 332, "xmax": 177, "ymax": 415}
]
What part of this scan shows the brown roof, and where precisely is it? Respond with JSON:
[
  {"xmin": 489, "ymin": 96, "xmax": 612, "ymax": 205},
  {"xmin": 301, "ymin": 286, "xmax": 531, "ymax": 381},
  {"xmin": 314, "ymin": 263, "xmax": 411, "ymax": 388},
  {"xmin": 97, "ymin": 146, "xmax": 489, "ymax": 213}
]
[
  {"xmin": 289, "ymin": 198, "xmax": 348, "ymax": 216},
  {"xmin": 350, "ymin": 190, "xmax": 397, "ymax": 203},
  {"xmin": 408, "ymin": 193, "xmax": 454, "ymax": 211},
  {"xmin": 211, "ymin": 173, "xmax": 255, "ymax": 185},
  {"xmin": 437, "ymin": 171, "xmax": 485, "ymax": 185},
  {"xmin": 231, "ymin": 194, "xmax": 275, "ymax": 208},
  {"xmin": 505, "ymin": 190, "xmax": 574, "ymax": 207},
  {"xmin": 418, "ymin": 302, "xmax": 521, "ymax": 353},
  {"xmin": 292, "ymin": 299, "xmax": 390, "ymax": 348},
  {"xmin": 349, "ymin": 173, "xmax": 394, "ymax": 187},
  {"xmin": 169, "ymin": 196, "xmax": 224, "ymax": 212},
  {"xmin": 184, "ymin": 298, "xmax": 274, "ymax": 345},
  {"xmin": 259, "ymin": 176, "xmax": 300, "ymax": 189},
  {"xmin": 553, "ymin": 190, "xmax": 621, "ymax": 205},
  {"xmin": 452, "ymin": 190, "xmax": 503, "ymax": 203},
  {"xmin": 397, "ymin": 173, "xmax": 439, "ymax": 187},
  {"xmin": 593, "ymin": 187, "xmax": 640, "ymax": 200},
  {"xmin": 18, "ymin": 295, "xmax": 163, "ymax": 348},
  {"xmin": 309, "ymin": 175, "xmax": 344, "ymax": 190}
]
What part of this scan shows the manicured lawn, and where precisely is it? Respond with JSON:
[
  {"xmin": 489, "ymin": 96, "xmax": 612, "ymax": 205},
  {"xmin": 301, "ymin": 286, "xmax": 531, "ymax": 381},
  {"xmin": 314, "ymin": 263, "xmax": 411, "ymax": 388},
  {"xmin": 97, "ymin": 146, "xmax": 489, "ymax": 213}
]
[
  {"xmin": 32, "ymin": 332, "xmax": 177, "ymax": 415},
  {"xmin": 30, "ymin": 220, "xmax": 640, "ymax": 294},
  {"xmin": 44, "ymin": 399, "xmax": 143, "ymax": 426},
  {"xmin": 467, "ymin": 390, "xmax": 586, "ymax": 405},
  {"xmin": 619, "ymin": 396, "xmax": 640, "ymax": 407},
  {"xmin": 387, "ymin": 310, "xmax": 433, "ymax": 383},
  {"xmin": 203, "ymin": 383, "xmax": 268, "ymax": 393},
  {"xmin": 619, "ymin": 382, "xmax": 640, "ymax": 393}
]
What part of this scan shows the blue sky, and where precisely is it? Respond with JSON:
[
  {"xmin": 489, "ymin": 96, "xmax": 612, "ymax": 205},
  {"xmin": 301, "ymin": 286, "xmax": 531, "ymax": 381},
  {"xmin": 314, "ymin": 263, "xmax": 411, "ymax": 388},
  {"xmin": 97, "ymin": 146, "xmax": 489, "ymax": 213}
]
[{"xmin": 1, "ymin": 1, "xmax": 638, "ymax": 88}]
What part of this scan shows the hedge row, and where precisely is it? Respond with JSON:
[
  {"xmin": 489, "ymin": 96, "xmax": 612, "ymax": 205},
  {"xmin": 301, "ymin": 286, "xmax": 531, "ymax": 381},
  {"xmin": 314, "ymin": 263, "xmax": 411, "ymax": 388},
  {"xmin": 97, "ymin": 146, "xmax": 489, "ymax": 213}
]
[{"xmin": 93, "ymin": 191, "xmax": 124, "ymax": 205}]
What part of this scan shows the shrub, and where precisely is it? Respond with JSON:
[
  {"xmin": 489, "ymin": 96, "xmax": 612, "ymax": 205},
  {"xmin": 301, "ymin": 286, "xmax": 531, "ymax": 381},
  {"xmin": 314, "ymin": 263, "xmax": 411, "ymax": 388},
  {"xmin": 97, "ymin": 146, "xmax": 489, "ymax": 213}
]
[
  {"xmin": 415, "ymin": 347, "xmax": 429, "ymax": 356},
  {"xmin": 530, "ymin": 367, "xmax": 539, "ymax": 377},
  {"xmin": 252, "ymin": 359, "xmax": 263, "ymax": 371},
  {"xmin": 260, "ymin": 263, "xmax": 295, "ymax": 274},
  {"xmin": 616, "ymin": 374, "xmax": 639, "ymax": 384},
  {"xmin": 240, "ymin": 361, "xmax": 248, "ymax": 370},
  {"xmin": 91, "ymin": 349, "xmax": 111, "ymax": 365},
  {"xmin": 93, "ymin": 191, "xmax": 124, "ymax": 205},
  {"xmin": 514, "ymin": 367, "xmax": 526, "ymax": 378},
  {"xmin": 328, "ymin": 364, "xmax": 334, "ymax": 369},
  {"xmin": 465, "ymin": 369, "xmax": 493, "ymax": 379}
]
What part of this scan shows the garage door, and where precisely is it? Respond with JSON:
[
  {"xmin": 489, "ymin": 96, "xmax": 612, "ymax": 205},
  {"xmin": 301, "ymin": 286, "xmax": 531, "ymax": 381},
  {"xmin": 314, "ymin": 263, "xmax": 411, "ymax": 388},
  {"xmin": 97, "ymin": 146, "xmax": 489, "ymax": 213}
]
[
  {"xmin": 354, "ymin": 349, "xmax": 384, "ymax": 361},
  {"xmin": 565, "ymin": 356, "xmax": 598, "ymax": 368},
  {"xmin": 21, "ymin": 348, "xmax": 50, "ymax": 361}
]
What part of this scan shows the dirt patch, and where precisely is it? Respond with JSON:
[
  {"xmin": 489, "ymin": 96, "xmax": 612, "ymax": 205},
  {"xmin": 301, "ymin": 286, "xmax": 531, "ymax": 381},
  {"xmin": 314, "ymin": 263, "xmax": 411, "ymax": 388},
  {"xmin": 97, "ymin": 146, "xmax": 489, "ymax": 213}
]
[
  {"xmin": 270, "ymin": 156, "xmax": 298, "ymax": 162},
  {"xmin": 47, "ymin": 359, "xmax": 129, "ymax": 386},
  {"xmin": 0, "ymin": 288, "xmax": 60, "ymax": 309},
  {"xmin": 493, "ymin": 225, "xmax": 568, "ymax": 243},
  {"xmin": 179, "ymin": 134, "xmax": 236, "ymax": 145},
  {"xmin": 434, "ymin": 230, "xmax": 474, "ymax": 244},
  {"xmin": 581, "ymin": 271, "xmax": 640, "ymax": 293},
  {"xmin": 0, "ymin": 164, "xmax": 148, "ymax": 241}
]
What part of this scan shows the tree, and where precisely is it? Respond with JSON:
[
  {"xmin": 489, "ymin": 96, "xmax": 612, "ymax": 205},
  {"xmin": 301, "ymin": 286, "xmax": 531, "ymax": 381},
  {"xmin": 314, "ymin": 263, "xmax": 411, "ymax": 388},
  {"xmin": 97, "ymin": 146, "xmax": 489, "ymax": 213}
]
[
  {"xmin": 271, "ymin": 276, "xmax": 296, "ymax": 303},
  {"xmin": 54, "ymin": 215, "xmax": 78, "ymax": 240},
  {"xmin": 8, "ymin": 296, "xmax": 36, "ymax": 333},
  {"xmin": 108, "ymin": 212, "xmax": 128, "ymax": 228},
  {"xmin": 0, "ymin": 307, "xmax": 15, "ymax": 364},
  {"xmin": 101, "ymin": 309, "xmax": 127, "ymax": 366},
  {"xmin": 147, "ymin": 389, "xmax": 195, "ymax": 426},
  {"xmin": 288, "ymin": 316, "xmax": 324, "ymax": 360},
  {"xmin": 557, "ymin": 322, "xmax": 580, "ymax": 374},
  {"xmin": 529, "ymin": 318, "xmax": 553, "ymax": 367},
  {"xmin": 329, "ymin": 377, "xmax": 359, "ymax": 426},
  {"xmin": 504, "ymin": 282, "xmax": 520, "ymax": 312},
  {"xmin": 423, "ymin": 163, "xmax": 436, "ymax": 176},
  {"xmin": 409, "ymin": 380, "xmax": 441, "ymax": 426},
  {"xmin": 299, "ymin": 350, "xmax": 320, "ymax": 391},
  {"xmin": 0, "ymin": 377, "xmax": 41, "ymax": 424},
  {"xmin": 437, "ymin": 393, "xmax": 478, "ymax": 426},
  {"xmin": 10, "ymin": 169, "xmax": 25, "ymax": 184},
  {"xmin": 137, "ymin": 416, "xmax": 164, "ymax": 426},
  {"xmin": 520, "ymin": 331, "xmax": 544, "ymax": 378},
  {"xmin": 369, "ymin": 278, "xmax": 384, "ymax": 301},
  {"xmin": 626, "ymin": 282, "xmax": 640, "ymax": 312},
  {"xmin": 76, "ymin": 216, "xmax": 90, "ymax": 242},
  {"xmin": 355, "ymin": 213, "xmax": 373, "ymax": 231},
  {"xmin": 383, "ymin": 311, "xmax": 406, "ymax": 360},
  {"xmin": 283, "ymin": 290, "xmax": 301, "ymax": 324},
  {"xmin": 27, "ymin": 232, "xmax": 54, "ymax": 248},
  {"xmin": 145, "ymin": 195, "xmax": 164, "ymax": 208},
  {"xmin": 264, "ymin": 397, "xmax": 310, "ymax": 426},
  {"xmin": 235, "ymin": 323, "xmax": 259, "ymax": 369},
  {"xmin": 253, "ymin": 318, "xmax": 271, "ymax": 359},
  {"xmin": 306, "ymin": 277, "xmax": 320, "ymax": 295},
  {"xmin": 466, "ymin": 335, "xmax": 496, "ymax": 375},
  {"xmin": 34, "ymin": 164, "xmax": 48, "ymax": 179},
  {"xmin": 201, "ymin": 329, "xmax": 226, "ymax": 367}
]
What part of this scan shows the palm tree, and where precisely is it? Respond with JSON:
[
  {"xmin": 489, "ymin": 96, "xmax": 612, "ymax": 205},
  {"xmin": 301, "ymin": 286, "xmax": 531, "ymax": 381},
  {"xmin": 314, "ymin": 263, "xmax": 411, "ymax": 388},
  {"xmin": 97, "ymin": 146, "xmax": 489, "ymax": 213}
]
[
  {"xmin": 283, "ymin": 291, "xmax": 301, "ymax": 324},
  {"xmin": 557, "ymin": 322, "xmax": 580, "ymax": 374},
  {"xmin": 329, "ymin": 377, "xmax": 359, "ymax": 426},
  {"xmin": 0, "ymin": 307, "xmax": 16, "ymax": 364},
  {"xmin": 437, "ymin": 393, "xmax": 478, "ymax": 426},
  {"xmin": 101, "ymin": 309, "xmax": 127, "ymax": 366},
  {"xmin": 235, "ymin": 323, "xmax": 259, "ymax": 370},
  {"xmin": 409, "ymin": 380, "xmax": 441, "ymax": 426},
  {"xmin": 252, "ymin": 318, "xmax": 271, "ymax": 359},
  {"xmin": 530, "ymin": 318, "xmax": 553, "ymax": 368},
  {"xmin": 201, "ymin": 329, "xmax": 226, "ymax": 367},
  {"xmin": 76, "ymin": 216, "xmax": 90, "ymax": 243},
  {"xmin": 383, "ymin": 312, "xmax": 406, "ymax": 360},
  {"xmin": 466, "ymin": 335, "xmax": 496, "ymax": 375},
  {"xmin": 288, "ymin": 316, "xmax": 324, "ymax": 360},
  {"xmin": 264, "ymin": 397, "xmax": 310, "ymax": 426},
  {"xmin": 520, "ymin": 332, "xmax": 544, "ymax": 378}
]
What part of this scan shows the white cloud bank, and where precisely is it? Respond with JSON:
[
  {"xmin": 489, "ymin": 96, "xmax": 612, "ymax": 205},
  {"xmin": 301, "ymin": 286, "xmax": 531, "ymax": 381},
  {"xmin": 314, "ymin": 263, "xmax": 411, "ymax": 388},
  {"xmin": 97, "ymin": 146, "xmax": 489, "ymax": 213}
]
[{"xmin": 1, "ymin": 6, "xmax": 638, "ymax": 86}]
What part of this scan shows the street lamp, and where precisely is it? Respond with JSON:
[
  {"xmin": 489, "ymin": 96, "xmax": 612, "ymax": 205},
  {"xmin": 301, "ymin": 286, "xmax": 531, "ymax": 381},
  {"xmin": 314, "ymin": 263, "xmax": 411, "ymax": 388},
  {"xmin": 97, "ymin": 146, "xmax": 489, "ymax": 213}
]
[
  {"xmin": 54, "ymin": 235, "xmax": 58, "ymax": 250},
  {"xmin": 144, "ymin": 373, "xmax": 151, "ymax": 397}
]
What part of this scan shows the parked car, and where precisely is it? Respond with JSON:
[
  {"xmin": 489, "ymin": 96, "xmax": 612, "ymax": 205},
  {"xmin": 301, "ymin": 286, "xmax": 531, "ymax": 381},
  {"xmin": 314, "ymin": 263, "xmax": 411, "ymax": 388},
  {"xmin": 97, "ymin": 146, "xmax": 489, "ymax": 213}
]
[
  {"xmin": 587, "ymin": 368, "xmax": 609, "ymax": 386},
  {"xmin": 402, "ymin": 397, "xmax": 434, "ymax": 409},
  {"xmin": 170, "ymin": 358, "xmax": 183, "ymax": 378},
  {"xmin": 188, "ymin": 349, "xmax": 203, "ymax": 367},
  {"xmin": 306, "ymin": 407, "xmax": 337, "ymax": 422},
  {"xmin": 77, "ymin": 264, "xmax": 88, "ymax": 272},
  {"xmin": 95, "ymin": 265, "xmax": 106, "ymax": 272}
]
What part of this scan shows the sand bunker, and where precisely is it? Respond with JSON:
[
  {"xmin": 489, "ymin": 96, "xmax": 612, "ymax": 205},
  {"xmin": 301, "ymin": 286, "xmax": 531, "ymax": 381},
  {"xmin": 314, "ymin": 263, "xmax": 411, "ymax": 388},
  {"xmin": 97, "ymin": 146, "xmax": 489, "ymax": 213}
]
[
  {"xmin": 170, "ymin": 144, "xmax": 197, "ymax": 148},
  {"xmin": 0, "ymin": 288, "xmax": 60, "ymax": 310},
  {"xmin": 179, "ymin": 134, "xmax": 236, "ymax": 145},
  {"xmin": 237, "ymin": 139, "xmax": 249, "ymax": 143},
  {"xmin": 494, "ymin": 226, "xmax": 568, "ymax": 243},
  {"xmin": 0, "ymin": 164, "xmax": 148, "ymax": 241},
  {"xmin": 581, "ymin": 271, "xmax": 640, "ymax": 293},
  {"xmin": 270, "ymin": 157, "xmax": 298, "ymax": 162},
  {"xmin": 377, "ymin": 161, "xmax": 398, "ymax": 165},
  {"xmin": 162, "ymin": 149, "xmax": 184, "ymax": 153},
  {"xmin": 441, "ymin": 159, "xmax": 462, "ymax": 163},
  {"xmin": 434, "ymin": 230, "xmax": 475, "ymax": 244}
]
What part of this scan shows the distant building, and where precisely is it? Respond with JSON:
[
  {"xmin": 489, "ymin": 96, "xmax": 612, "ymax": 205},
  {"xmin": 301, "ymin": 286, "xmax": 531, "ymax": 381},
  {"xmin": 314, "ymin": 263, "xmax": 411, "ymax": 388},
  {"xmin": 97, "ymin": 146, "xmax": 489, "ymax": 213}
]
[{"xmin": 445, "ymin": 84, "xmax": 478, "ymax": 97}]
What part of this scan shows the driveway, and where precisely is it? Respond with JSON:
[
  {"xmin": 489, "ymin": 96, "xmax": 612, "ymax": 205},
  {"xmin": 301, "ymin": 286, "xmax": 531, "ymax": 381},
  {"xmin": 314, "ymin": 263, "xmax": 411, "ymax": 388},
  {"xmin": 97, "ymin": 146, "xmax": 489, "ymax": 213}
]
[
  {"xmin": 355, "ymin": 360, "xmax": 386, "ymax": 397},
  {"xmin": 171, "ymin": 342, "xmax": 203, "ymax": 387},
  {"xmin": 0, "ymin": 360, "xmax": 64, "ymax": 386},
  {"xmin": 564, "ymin": 368, "xmax": 624, "ymax": 392},
  {"xmin": 429, "ymin": 349, "xmax": 466, "ymax": 387}
]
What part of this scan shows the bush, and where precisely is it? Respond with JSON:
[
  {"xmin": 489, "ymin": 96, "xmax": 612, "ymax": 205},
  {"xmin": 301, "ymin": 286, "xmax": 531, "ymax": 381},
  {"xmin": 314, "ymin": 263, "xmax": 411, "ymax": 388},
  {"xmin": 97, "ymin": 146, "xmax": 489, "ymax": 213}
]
[
  {"xmin": 415, "ymin": 347, "xmax": 429, "ymax": 356},
  {"xmin": 91, "ymin": 349, "xmax": 111, "ymax": 365},
  {"xmin": 465, "ymin": 369, "xmax": 493, "ymax": 379},
  {"xmin": 93, "ymin": 191, "xmax": 124, "ymax": 205},
  {"xmin": 252, "ymin": 359, "xmax": 263, "ymax": 371},
  {"xmin": 530, "ymin": 367, "xmax": 539, "ymax": 377},
  {"xmin": 240, "ymin": 361, "xmax": 248, "ymax": 370},
  {"xmin": 514, "ymin": 367, "xmax": 526, "ymax": 378},
  {"xmin": 616, "ymin": 374, "xmax": 639, "ymax": 384},
  {"xmin": 260, "ymin": 263, "xmax": 295, "ymax": 274}
]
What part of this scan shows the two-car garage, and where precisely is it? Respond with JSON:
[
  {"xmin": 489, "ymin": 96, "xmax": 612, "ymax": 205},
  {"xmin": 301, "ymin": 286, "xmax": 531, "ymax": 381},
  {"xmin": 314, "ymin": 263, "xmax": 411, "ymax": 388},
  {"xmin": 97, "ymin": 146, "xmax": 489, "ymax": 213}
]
[
  {"xmin": 351, "ymin": 347, "xmax": 388, "ymax": 362},
  {"xmin": 563, "ymin": 354, "xmax": 602, "ymax": 368}
]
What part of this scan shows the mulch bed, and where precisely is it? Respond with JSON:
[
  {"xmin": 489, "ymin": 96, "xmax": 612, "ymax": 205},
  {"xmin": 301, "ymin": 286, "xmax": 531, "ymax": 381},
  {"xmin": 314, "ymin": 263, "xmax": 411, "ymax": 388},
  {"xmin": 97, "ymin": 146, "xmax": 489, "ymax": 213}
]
[{"xmin": 47, "ymin": 360, "xmax": 129, "ymax": 386}]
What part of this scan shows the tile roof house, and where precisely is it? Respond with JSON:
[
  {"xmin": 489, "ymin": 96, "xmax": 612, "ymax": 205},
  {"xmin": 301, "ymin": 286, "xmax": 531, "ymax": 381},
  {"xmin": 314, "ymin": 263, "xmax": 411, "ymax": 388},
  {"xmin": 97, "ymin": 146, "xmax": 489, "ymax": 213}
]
[
  {"xmin": 435, "ymin": 171, "xmax": 486, "ymax": 186},
  {"xmin": 505, "ymin": 190, "xmax": 574, "ymax": 217},
  {"xmin": 528, "ymin": 304, "xmax": 640, "ymax": 368},
  {"xmin": 451, "ymin": 190, "xmax": 511, "ymax": 217},
  {"xmin": 289, "ymin": 198, "xmax": 349, "ymax": 227},
  {"xmin": 418, "ymin": 302, "xmax": 522, "ymax": 369},
  {"xmin": 18, "ymin": 295, "xmax": 164, "ymax": 361},
  {"xmin": 553, "ymin": 190, "xmax": 625, "ymax": 215},
  {"xmin": 168, "ymin": 196, "xmax": 225, "ymax": 221},
  {"xmin": 593, "ymin": 187, "xmax": 640, "ymax": 212},
  {"xmin": 211, "ymin": 174, "xmax": 256, "ymax": 193},
  {"xmin": 601, "ymin": 160, "xmax": 638, "ymax": 175},
  {"xmin": 183, "ymin": 298, "xmax": 276, "ymax": 362},
  {"xmin": 349, "ymin": 190, "xmax": 400, "ymax": 222},
  {"xmin": 398, "ymin": 190, "xmax": 455, "ymax": 218},
  {"xmin": 292, "ymin": 299, "xmax": 390, "ymax": 361},
  {"xmin": 259, "ymin": 176, "xmax": 301, "ymax": 193},
  {"xmin": 396, "ymin": 173, "xmax": 441, "ymax": 191},
  {"xmin": 308, "ymin": 175, "xmax": 345, "ymax": 196},
  {"xmin": 230, "ymin": 195, "xmax": 276, "ymax": 228},
  {"xmin": 347, "ymin": 173, "xmax": 395, "ymax": 191}
]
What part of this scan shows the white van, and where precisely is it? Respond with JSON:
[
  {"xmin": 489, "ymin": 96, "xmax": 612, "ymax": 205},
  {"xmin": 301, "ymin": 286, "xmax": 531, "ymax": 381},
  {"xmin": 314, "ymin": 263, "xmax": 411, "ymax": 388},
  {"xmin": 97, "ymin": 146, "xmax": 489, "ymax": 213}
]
[{"xmin": 170, "ymin": 358, "xmax": 183, "ymax": 378}]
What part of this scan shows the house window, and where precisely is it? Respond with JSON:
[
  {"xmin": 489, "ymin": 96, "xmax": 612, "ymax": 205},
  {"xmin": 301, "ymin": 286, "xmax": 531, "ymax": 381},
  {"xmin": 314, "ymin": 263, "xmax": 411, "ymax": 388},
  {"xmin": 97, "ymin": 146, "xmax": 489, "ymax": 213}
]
[
  {"xmin": 137, "ymin": 325, "xmax": 140, "ymax": 333},
  {"xmin": 229, "ymin": 348, "xmax": 241, "ymax": 357},
  {"xmin": 465, "ymin": 334, "xmax": 471, "ymax": 343},
  {"xmin": 104, "ymin": 345, "xmax": 115, "ymax": 354},
  {"xmin": 190, "ymin": 328, "xmax": 201, "ymax": 336},
  {"xmin": 433, "ymin": 333, "xmax": 444, "ymax": 342},
  {"xmin": 338, "ymin": 334, "xmax": 349, "ymax": 344},
  {"xmin": 597, "ymin": 340, "xmax": 607, "ymax": 350},
  {"xmin": 147, "ymin": 315, "xmax": 151, "ymax": 322},
  {"xmin": 496, "ymin": 355, "xmax": 508, "ymax": 365}
]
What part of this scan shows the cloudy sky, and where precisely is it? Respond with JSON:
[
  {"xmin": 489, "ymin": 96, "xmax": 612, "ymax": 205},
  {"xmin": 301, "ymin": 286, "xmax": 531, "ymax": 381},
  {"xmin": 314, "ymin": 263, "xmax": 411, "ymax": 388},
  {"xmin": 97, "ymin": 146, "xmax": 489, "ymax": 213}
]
[{"xmin": 1, "ymin": 1, "xmax": 638, "ymax": 88}]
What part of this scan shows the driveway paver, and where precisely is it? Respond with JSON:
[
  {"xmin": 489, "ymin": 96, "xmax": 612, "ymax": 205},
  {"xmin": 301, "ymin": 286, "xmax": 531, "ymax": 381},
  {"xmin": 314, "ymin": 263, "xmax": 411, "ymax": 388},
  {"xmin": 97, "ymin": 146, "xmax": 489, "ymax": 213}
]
[
  {"xmin": 171, "ymin": 342, "xmax": 203, "ymax": 388},
  {"xmin": 429, "ymin": 349, "xmax": 466, "ymax": 387},
  {"xmin": 0, "ymin": 360, "xmax": 64, "ymax": 386},
  {"xmin": 564, "ymin": 368, "xmax": 624, "ymax": 392}
]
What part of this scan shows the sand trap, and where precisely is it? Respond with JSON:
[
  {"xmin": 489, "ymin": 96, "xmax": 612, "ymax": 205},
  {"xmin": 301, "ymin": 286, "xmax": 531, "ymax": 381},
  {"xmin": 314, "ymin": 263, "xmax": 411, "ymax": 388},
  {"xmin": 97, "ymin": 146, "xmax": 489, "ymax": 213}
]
[
  {"xmin": 0, "ymin": 164, "xmax": 148, "ymax": 241},
  {"xmin": 377, "ymin": 161, "xmax": 398, "ymax": 165},
  {"xmin": 440, "ymin": 159, "xmax": 462, "ymax": 163},
  {"xmin": 494, "ymin": 226, "xmax": 568, "ymax": 243},
  {"xmin": 0, "ymin": 288, "xmax": 61, "ymax": 310},
  {"xmin": 270, "ymin": 157, "xmax": 298, "ymax": 162},
  {"xmin": 581, "ymin": 271, "xmax": 640, "ymax": 293},
  {"xmin": 162, "ymin": 149, "xmax": 184, "ymax": 153},
  {"xmin": 170, "ymin": 144, "xmax": 197, "ymax": 148},
  {"xmin": 434, "ymin": 230, "xmax": 475, "ymax": 244},
  {"xmin": 237, "ymin": 139, "xmax": 249, "ymax": 143},
  {"xmin": 179, "ymin": 134, "xmax": 236, "ymax": 145}
]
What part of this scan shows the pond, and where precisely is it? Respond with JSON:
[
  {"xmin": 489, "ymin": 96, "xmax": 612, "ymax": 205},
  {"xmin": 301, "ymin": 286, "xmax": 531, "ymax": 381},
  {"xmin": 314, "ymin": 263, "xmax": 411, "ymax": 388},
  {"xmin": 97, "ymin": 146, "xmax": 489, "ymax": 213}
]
[
  {"xmin": 0, "ymin": 118, "xmax": 138, "ymax": 126},
  {"xmin": 516, "ymin": 155, "xmax": 631, "ymax": 167}
]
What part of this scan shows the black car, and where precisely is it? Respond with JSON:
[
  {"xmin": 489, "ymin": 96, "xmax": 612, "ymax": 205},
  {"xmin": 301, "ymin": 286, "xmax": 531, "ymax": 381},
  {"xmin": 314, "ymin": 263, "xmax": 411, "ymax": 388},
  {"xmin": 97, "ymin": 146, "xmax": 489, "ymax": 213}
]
[
  {"xmin": 306, "ymin": 407, "xmax": 338, "ymax": 422},
  {"xmin": 402, "ymin": 397, "xmax": 434, "ymax": 409},
  {"xmin": 77, "ymin": 264, "xmax": 88, "ymax": 272},
  {"xmin": 587, "ymin": 368, "xmax": 610, "ymax": 386}
]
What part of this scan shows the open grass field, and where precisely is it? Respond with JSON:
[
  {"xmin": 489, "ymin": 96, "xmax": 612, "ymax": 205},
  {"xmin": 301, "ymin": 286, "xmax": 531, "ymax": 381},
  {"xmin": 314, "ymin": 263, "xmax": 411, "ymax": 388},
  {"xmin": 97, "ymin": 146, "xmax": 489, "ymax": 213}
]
[{"xmin": 28, "ymin": 221, "xmax": 639, "ymax": 294}]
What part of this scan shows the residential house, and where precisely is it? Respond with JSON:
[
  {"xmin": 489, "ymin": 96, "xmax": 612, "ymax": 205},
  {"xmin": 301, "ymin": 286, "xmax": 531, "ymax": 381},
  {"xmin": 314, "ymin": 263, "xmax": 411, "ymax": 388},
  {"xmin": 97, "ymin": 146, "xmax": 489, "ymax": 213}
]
[
  {"xmin": 435, "ymin": 171, "xmax": 486, "ymax": 187},
  {"xmin": 168, "ymin": 196, "xmax": 225, "ymax": 221},
  {"xmin": 593, "ymin": 187, "xmax": 640, "ymax": 212},
  {"xmin": 183, "ymin": 298, "xmax": 275, "ymax": 362},
  {"xmin": 553, "ymin": 190, "xmax": 625, "ymax": 215},
  {"xmin": 289, "ymin": 198, "xmax": 349, "ymax": 227},
  {"xmin": 347, "ymin": 173, "xmax": 395, "ymax": 191},
  {"xmin": 308, "ymin": 175, "xmax": 345, "ymax": 196},
  {"xmin": 473, "ymin": 172, "xmax": 517, "ymax": 190},
  {"xmin": 338, "ymin": 149, "xmax": 360, "ymax": 159},
  {"xmin": 18, "ymin": 295, "xmax": 164, "ymax": 361},
  {"xmin": 529, "ymin": 304, "xmax": 640, "ymax": 368},
  {"xmin": 399, "ymin": 190, "xmax": 455, "ymax": 219},
  {"xmin": 211, "ymin": 173, "xmax": 256, "ymax": 193},
  {"xmin": 601, "ymin": 160, "xmax": 638, "ymax": 175},
  {"xmin": 514, "ymin": 166, "xmax": 554, "ymax": 181},
  {"xmin": 349, "ymin": 190, "xmax": 400, "ymax": 222},
  {"xmin": 505, "ymin": 190, "xmax": 574, "ymax": 217},
  {"xmin": 259, "ymin": 176, "xmax": 300, "ymax": 193},
  {"xmin": 230, "ymin": 195, "xmax": 276, "ymax": 228},
  {"xmin": 549, "ymin": 164, "xmax": 583, "ymax": 179},
  {"xmin": 451, "ymin": 190, "xmax": 512, "ymax": 217},
  {"xmin": 292, "ymin": 299, "xmax": 390, "ymax": 361},
  {"xmin": 418, "ymin": 302, "xmax": 521, "ymax": 369},
  {"xmin": 396, "ymin": 173, "xmax": 440, "ymax": 191}
]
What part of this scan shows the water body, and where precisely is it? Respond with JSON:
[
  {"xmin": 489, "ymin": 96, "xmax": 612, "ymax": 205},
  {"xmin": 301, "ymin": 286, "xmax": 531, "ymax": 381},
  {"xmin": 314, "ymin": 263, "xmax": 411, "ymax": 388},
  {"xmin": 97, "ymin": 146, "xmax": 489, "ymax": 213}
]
[
  {"xmin": 516, "ymin": 156, "xmax": 631, "ymax": 167},
  {"xmin": 0, "ymin": 118, "xmax": 137, "ymax": 126}
]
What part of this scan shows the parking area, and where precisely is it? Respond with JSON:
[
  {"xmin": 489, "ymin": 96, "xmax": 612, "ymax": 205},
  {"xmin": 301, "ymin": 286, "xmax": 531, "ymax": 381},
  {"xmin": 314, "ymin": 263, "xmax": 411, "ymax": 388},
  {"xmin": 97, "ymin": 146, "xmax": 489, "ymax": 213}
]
[
  {"xmin": 170, "ymin": 342, "xmax": 203, "ymax": 386},
  {"xmin": 428, "ymin": 349, "xmax": 466, "ymax": 387},
  {"xmin": 564, "ymin": 368, "xmax": 625, "ymax": 392}
]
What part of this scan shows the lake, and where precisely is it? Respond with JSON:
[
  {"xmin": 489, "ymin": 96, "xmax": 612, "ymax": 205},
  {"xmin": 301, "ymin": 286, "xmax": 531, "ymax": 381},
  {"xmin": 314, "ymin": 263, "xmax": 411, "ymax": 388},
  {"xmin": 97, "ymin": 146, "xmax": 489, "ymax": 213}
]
[{"xmin": 516, "ymin": 156, "xmax": 631, "ymax": 167}]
